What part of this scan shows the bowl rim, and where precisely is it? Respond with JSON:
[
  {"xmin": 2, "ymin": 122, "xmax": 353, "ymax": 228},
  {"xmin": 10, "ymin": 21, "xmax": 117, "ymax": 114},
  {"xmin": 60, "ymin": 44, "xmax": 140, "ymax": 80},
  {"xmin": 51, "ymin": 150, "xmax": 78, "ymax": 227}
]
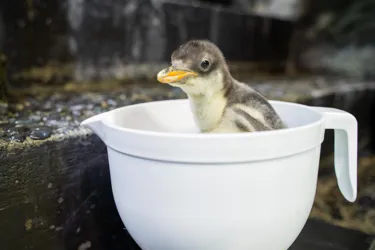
[{"xmin": 101, "ymin": 99, "xmax": 324, "ymax": 139}]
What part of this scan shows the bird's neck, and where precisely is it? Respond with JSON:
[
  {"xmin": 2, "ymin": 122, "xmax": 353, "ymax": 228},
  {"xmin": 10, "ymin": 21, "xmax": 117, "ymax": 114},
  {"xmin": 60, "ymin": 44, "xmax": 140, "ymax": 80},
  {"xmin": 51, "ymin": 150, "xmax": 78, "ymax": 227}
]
[{"xmin": 187, "ymin": 88, "xmax": 227, "ymax": 132}]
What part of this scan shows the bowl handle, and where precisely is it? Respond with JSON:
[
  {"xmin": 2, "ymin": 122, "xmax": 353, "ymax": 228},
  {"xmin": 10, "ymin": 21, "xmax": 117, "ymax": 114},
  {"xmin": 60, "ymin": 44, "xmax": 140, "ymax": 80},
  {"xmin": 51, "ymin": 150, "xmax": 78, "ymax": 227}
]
[{"xmin": 311, "ymin": 107, "xmax": 358, "ymax": 202}]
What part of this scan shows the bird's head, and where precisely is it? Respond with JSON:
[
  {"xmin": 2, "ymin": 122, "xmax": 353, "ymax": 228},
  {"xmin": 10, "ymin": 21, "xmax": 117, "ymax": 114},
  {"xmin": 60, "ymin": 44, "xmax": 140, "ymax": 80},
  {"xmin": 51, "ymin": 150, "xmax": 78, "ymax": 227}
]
[{"xmin": 157, "ymin": 40, "xmax": 230, "ymax": 95}]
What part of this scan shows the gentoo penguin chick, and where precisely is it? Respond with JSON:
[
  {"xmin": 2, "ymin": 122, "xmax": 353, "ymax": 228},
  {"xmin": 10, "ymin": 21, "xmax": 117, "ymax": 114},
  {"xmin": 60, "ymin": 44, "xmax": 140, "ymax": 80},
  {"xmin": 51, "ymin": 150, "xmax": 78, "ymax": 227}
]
[{"xmin": 157, "ymin": 40, "xmax": 286, "ymax": 133}]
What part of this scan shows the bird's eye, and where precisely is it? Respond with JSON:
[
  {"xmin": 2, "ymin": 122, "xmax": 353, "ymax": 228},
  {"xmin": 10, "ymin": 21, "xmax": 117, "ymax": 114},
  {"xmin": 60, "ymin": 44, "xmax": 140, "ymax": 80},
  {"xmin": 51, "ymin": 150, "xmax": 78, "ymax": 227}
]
[{"xmin": 200, "ymin": 60, "xmax": 210, "ymax": 69}]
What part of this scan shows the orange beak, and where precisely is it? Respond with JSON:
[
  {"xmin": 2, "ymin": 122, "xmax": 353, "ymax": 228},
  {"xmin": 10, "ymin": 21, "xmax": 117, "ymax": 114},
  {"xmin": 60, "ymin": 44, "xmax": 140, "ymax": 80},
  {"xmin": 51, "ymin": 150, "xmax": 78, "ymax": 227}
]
[{"xmin": 157, "ymin": 67, "xmax": 198, "ymax": 84}]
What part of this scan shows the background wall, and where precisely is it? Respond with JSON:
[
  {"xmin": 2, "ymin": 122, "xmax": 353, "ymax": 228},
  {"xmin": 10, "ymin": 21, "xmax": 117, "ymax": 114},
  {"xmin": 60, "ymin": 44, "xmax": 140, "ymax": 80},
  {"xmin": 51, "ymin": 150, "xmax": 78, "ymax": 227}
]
[{"xmin": 0, "ymin": 0, "xmax": 296, "ymax": 82}]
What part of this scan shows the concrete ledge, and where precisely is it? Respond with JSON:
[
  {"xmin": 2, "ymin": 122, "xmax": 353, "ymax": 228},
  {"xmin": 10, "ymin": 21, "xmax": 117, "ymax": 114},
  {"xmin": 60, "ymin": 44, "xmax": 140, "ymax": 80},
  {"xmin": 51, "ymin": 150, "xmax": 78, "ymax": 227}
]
[{"xmin": 1, "ymin": 77, "xmax": 375, "ymax": 249}]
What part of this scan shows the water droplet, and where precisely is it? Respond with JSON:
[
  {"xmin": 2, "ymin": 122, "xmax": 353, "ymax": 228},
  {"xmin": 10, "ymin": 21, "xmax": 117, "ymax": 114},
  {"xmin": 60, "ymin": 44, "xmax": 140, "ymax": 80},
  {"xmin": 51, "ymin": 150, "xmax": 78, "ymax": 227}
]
[
  {"xmin": 15, "ymin": 119, "xmax": 34, "ymax": 125},
  {"xmin": 30, "ymin": 126, "xmax": 52, "ymax": 140},
  {"xmin": 107, "ymin": 99, "xmax": 117, "ymax": 106}
]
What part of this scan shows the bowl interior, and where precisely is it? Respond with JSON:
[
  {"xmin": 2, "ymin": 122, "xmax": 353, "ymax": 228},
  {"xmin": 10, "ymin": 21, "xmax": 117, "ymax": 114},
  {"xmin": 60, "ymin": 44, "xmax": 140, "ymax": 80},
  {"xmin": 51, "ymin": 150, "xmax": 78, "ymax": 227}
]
[{"xmin": 106, "ymin": 99, "xmax": 322, "ymax": 133}]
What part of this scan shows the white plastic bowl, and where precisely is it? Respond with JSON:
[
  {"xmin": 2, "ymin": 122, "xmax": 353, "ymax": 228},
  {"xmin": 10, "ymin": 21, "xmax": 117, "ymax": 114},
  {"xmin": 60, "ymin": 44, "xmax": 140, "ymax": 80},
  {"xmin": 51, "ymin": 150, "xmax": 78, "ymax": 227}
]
[{"xmin": 81, "ymin": 99, "xmax": 357, "ymax": 250}]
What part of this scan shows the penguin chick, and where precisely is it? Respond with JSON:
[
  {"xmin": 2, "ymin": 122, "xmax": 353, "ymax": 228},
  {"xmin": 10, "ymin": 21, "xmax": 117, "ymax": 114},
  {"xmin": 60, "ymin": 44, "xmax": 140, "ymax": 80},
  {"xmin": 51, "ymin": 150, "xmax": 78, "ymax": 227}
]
[{"xmin": 157, "ymin": 40, "xmax": 287, "ymax": 133}]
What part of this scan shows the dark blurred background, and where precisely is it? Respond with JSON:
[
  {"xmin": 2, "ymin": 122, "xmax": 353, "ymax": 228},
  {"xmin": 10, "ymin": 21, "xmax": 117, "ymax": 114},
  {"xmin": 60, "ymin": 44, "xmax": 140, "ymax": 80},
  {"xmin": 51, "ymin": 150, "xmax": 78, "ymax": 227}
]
[
  {"xmin": 1, "ymin": 0, "xmax": 374, "ymax": 83},
  {"xmin": 1, "ymin": 1, "xmax": 375, "ymax": 250}
]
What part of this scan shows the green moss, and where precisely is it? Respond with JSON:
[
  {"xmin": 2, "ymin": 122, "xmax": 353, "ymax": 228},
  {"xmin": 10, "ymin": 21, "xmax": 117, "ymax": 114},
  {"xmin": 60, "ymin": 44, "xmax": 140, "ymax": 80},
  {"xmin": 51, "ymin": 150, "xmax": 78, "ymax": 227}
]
[
  {"xmin": 12, "ymin": 62, "xmax": 74, "ymax": 84},
  {"xmin": 10, "ymin": 60, "xmax": 305, "ymax": 91}
]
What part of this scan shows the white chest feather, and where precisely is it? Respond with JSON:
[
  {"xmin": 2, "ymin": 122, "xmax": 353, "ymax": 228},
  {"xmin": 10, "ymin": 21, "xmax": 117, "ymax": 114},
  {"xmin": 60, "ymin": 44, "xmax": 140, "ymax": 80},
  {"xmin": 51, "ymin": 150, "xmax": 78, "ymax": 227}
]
[
  {"xmin": 178, "ymin": 70, "xmax": 228, "ymax": 132},
  {"xmin": 188, "ymin": 92, "xmax": 227, "ymax": 132}
]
